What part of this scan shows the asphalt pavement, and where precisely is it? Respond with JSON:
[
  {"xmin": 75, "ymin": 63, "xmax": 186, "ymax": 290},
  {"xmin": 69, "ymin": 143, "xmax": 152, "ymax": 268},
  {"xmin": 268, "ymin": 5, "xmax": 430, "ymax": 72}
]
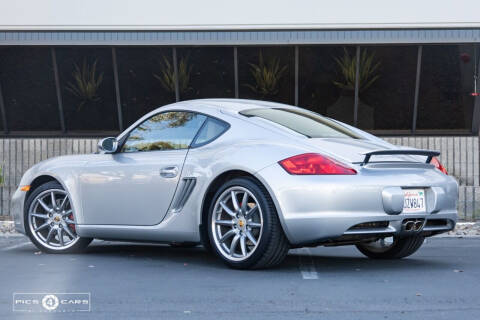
[{"xmin": 0, "ymin": 236, "xmax": 479, "ymax": 320}]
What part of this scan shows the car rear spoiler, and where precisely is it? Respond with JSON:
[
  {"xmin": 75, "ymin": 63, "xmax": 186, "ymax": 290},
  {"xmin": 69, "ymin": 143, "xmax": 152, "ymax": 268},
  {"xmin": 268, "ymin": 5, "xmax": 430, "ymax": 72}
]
[{"xmin": 361, "ymin": 149, "xmax": 440, "ymax": 166}]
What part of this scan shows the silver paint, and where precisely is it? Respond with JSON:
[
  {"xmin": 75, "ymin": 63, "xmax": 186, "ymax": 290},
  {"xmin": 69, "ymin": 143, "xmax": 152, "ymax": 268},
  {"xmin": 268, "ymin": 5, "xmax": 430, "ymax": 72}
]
[{"xmin": 11, "ymin": 99, "xmax": 458, "ymax": 246}]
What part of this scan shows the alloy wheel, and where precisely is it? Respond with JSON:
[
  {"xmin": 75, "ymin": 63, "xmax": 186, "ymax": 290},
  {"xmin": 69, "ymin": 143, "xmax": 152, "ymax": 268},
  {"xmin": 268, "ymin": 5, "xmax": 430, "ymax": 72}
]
[
  {"xmin": 28, "ymin": 189, "xmax": 79, "ymax": 251},
  {"xmin": 211, "ymin": 186, "xmax": 263, "ymax": 262}
]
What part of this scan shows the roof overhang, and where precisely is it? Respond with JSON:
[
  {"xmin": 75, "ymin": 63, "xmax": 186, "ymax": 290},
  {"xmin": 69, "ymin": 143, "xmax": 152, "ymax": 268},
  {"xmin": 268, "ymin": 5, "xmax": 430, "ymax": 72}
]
[{"xmin": 1, "ymin": 0, "xmax": 479, "ymax": 31}]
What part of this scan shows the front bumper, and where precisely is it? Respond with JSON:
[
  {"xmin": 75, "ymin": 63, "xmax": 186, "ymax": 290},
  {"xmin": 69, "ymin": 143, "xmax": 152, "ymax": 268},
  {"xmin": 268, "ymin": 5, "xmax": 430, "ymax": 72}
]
[
  {"xmin": 256, "ymin": 163, "xmax": 458, "ymax": 245},
  {"xmin": 11, "ymin": 187, "xmax": 27, "ymax": 235}
]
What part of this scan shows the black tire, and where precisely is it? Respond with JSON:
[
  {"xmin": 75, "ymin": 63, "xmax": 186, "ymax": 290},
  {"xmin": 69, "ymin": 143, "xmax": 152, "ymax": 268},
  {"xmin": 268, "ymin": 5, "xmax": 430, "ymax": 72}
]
[
  {"xmin": 207, "ymin": 177, "xmax": 290, "ymax": 269},
  {"xmin": 355, "ymin": 235, "xmax": 425, "ymax": 259},
  {"xmin": 24, "ymin": 181, "xmax": 92, "ymax": 254}
]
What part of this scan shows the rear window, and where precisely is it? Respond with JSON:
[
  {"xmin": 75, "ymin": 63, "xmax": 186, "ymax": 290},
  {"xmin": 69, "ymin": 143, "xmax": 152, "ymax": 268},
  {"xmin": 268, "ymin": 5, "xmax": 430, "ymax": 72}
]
[{"xmin": 240, "ymin": 108, "xmax": 360, "ymax": 139}]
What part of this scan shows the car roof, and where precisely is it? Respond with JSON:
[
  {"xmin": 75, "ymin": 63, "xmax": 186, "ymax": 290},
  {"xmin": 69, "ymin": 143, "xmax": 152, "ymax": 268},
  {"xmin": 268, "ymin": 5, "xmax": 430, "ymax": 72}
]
[
  {"xmin": 119, "ymin": 99, "xmax": 299, "ymax": 139},
  {"xmin": 170, "ymin": 98, "xmax": 298, "ymax": 113}
]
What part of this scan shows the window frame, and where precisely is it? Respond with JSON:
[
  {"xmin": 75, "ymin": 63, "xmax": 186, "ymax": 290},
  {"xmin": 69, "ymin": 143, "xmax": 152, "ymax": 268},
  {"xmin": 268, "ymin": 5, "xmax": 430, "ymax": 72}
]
[{"xmin": 117, "ymin": 109, "xmax": 230, "ymax": 153}]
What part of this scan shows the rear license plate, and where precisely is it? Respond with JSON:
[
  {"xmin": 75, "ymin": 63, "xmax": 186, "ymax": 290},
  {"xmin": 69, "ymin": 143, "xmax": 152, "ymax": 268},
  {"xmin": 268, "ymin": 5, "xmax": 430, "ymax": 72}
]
[{"xmin": 403, "ymin": 189, "xmax": 426, "ymax": 213}]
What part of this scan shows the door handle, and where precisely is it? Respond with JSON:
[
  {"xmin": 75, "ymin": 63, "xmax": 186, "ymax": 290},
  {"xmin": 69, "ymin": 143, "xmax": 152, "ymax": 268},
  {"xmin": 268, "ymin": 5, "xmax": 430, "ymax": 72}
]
[{"xmin": 160, "ymin": 166, "xmax": 179, "ymax": 178}]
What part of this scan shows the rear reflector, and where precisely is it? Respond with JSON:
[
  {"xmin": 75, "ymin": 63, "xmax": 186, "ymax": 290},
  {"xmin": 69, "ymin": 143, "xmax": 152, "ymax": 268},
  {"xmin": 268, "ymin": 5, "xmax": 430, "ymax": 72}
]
[
  {"xmin": 279, "ymin": 153, "xmax": 357, "ymax": 175},
  {"xmin": 431, "ymin": 157, "xmax": 448, "ymax": 175}
]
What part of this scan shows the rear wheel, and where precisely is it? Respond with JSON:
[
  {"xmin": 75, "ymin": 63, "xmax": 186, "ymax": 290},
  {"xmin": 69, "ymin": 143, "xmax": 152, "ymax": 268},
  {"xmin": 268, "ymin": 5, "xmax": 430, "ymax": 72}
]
[
  {"xmin": 355, "ymin": 235, "xmax": 424, "ymax": 259},
  {"xmin": 25, "ymin": 181, "xmax": 92, "ymax": 254},
  {"xmin": 208, "ymin": 177, "xmax": 289, "ymax": 269}
]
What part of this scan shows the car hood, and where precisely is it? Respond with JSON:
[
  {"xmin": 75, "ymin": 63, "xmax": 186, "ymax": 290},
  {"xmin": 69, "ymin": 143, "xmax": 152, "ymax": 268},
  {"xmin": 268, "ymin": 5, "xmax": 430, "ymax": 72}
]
[{"xmin": 306, "ymin": 138, "xmax": 424, "ymax": 164}]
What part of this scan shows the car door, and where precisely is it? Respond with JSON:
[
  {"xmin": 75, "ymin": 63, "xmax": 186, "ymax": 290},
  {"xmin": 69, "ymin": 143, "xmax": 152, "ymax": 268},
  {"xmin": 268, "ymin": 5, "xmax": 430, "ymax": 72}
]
[{"xmin": 79, "ymin": 111, "xmax": 207, "ymax": 226}]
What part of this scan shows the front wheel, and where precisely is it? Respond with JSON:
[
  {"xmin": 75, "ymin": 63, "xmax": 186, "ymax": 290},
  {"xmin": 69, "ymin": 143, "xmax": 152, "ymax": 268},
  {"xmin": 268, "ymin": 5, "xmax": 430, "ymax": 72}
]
[
  {"xmin": 208, "ymin": 177, "xmax": 289, "ymax": 269},
  {"xmin": 355, "ymin": 235, "xmax": 424, "ymax": 259},
  {"xmin": 24, "ymin": 181, "xmax": 92, "ymax": 254}
]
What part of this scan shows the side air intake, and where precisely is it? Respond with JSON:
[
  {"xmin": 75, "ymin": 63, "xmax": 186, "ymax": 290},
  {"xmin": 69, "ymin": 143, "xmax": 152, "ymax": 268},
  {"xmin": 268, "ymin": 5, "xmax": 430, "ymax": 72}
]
[{"xmin": 171, "ymin": 178, "xmax": 197, "ymax": 213}]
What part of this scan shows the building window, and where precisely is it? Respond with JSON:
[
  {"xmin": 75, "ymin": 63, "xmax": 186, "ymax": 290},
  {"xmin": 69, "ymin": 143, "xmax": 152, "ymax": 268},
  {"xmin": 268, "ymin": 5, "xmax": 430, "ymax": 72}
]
[
  {"xmin": 299, "ymin": 46, "xmax": 357, "ymax": 125},
  {"xmin": 177, "ymin": 47, "xmax": 235, "ymax": 101},
  {"xmin": 417, "ymin": 45, "xmax": 476, "ymax": 131},
  {"xmin": 0, "ymin": 47, "xmax": 60, "ymax": 131},
  {"xmin": 238, "ymin": 47, "xmax": 295, "ymax": 105},
  {"xmin": 359, "ymin": 46, "xmax": 418, "ymax": 131},
  {"xmin": 116, "ymin": 47, "xmax": 175, "ymax": 128},
  {"xmin": 0, "ymin": 101, "xmax": 4, "ymax": 132},
  {"xmin": 56, "ymin": 47, "xmax": 118, "ymax": 132}
]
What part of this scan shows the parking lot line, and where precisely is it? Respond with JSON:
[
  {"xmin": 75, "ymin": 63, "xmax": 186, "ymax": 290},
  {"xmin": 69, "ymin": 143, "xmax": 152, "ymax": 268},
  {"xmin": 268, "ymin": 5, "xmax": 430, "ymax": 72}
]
[
  {"xmin": 297, "ymin": 247, "xmax": 318, "ymax": 280},
  {"xmin": 1, "ymin": 242, "xmax": 32, "ymax": 251}
]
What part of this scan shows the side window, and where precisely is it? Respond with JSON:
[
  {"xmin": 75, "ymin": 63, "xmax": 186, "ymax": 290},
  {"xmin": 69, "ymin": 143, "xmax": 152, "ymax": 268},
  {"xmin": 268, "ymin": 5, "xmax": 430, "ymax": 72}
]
[
  {"xmin": 192, "ymin": 117, "xmax": 229, "ymax": 147},
  {"xmin": 121, "ymin": 111, "xmax": 206, "ymax": 152}
]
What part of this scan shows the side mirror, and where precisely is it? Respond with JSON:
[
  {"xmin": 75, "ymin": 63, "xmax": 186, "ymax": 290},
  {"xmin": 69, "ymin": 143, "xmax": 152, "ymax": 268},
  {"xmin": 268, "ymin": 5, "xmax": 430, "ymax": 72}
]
[{"xmin": 98, "ymin": 137, "xmax": 118, "ymax": 154}]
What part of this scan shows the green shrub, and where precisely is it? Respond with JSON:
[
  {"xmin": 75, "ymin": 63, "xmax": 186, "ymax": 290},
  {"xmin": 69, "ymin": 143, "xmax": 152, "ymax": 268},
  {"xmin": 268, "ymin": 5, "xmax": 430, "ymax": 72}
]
[
  {"xmin": 66, "ymin": 59, "xmax": 104, "ymax": 110},
  {"xmin": 153, "ymin": 55, "xmax": 192, "ymax": 94},
  {"xmin": 244, "ymin": 51, "xmax": 288, "ymax": 98},
  {"xmin": 333, "ymin": 48, "xmax": 381, "ymax": 92}
]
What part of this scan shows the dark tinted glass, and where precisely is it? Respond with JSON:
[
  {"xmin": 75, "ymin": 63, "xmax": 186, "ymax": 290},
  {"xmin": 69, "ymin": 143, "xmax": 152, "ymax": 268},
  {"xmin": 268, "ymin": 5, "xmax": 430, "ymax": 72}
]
[
  {"xmin": 238, "ymin": 47, "xmax": 294, "ymax": 104},
  {"xmin": 192, "ymin": 117, "xmax": 229, "ymax": 146},
  {"xmin": 299, "ymin": 46, "xmax": 357, "ymax": 125},
  {"xmin": 116, "ymin": 47, "xmax": 176, "ymax": 128},
  {"xmin": 122, "ymin": 112, "xmax": 206, "ymax": 152},
  {"xmin": 177, "ymin": 47, "xmax": 235, "ymax": 100},
  {"xmin": 358, "ymin": 46, "xmax": 417, "ymax": 130},
  {"xmin": 240, "ymin": 108, "xmax": 360, "ymax": 139},
  {"xmin": 417, "ymin": 45, "xmax": 476, "ymax": 130},
  {"xmin": 0, "ymin": 104, "xmax": 3, "ymax": 132},
  {"xmin": 56, "ymin": 47, "xmax": 118, "ymax": 131},
  {"xmin": 0, "ymin": 47, "xmax": 60, "ymax": 131}
]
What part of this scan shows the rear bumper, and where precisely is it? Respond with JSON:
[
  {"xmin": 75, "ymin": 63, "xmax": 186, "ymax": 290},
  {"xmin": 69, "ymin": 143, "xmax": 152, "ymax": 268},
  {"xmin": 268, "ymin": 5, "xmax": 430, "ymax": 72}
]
[
  {"xmin": 255, "ymin": 163, "xmax": 458, "ymax": 245},
  {"xmin": 281, "ymin": 210, "xmax": 457, "ymax": 245}
]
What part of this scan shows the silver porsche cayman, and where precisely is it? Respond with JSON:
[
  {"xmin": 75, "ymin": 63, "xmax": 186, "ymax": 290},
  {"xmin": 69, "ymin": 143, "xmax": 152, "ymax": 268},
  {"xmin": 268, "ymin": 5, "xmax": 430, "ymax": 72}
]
[{"xmin": 11, "ymin": 99, "xmax": 458, "ymax": 269}]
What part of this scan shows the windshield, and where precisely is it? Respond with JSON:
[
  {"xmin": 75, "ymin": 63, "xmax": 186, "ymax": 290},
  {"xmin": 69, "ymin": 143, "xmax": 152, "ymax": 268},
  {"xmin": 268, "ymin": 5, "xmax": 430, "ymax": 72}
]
[{"xmin": 240, "ymin": 108, "xmax": 361, "ymax": 139}]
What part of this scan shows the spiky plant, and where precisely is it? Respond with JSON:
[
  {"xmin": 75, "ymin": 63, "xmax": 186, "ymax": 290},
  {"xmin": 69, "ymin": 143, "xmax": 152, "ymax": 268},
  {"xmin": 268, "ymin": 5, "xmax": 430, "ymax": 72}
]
[
  {"xmin": 66, "ymin": 59, "xmax": 104, "ymax": 110},
  {"xmin": 153, "ymin": 55, "xmax": 192, "ymax": 94},
  {"xmin": 333, "ymin": 48, "xmax": 381, "ymax": 92},
  {"xmin": 244, "ymin": 51, "xmax": 288, "ymax": 97}
]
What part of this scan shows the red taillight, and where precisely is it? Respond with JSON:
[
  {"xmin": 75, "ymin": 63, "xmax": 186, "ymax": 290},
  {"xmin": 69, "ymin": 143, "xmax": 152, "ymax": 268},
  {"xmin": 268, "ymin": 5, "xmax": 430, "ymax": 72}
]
[
  {"xmin": 431, "ymin": 157, "xmax": 448, "ymax": 175},
  {"xmin": 279, "ymin": 153, "xmax": 357, "ymax": 175}
]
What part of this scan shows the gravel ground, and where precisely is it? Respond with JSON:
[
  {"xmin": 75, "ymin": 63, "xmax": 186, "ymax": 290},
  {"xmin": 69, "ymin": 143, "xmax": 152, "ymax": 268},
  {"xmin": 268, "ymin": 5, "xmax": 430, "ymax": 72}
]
[
  {"xmin": 1, "ymin": 220, "xmax": 479, "ymax": 237},
  {"xmin": 446, "ymin": 222, "xmax": 480, "ymax": 237},
  {"xmin": 0, "ymin": 220, "xmax": 18, "ymax": 236}
]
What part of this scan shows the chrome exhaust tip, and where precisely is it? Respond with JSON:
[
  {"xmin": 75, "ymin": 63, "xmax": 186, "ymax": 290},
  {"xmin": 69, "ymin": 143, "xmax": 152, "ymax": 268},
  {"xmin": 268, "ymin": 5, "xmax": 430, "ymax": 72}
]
[
  {"xmin": 403, "ymin": 221, "xmax": 414, "ymax": 231},
  {"xmin": 414, "ymin": 220, "xmax": 424, "ymax": 231},
  {"xmin": 402, "ymin": 219, "xmax": 425, "ymax": 232}
]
